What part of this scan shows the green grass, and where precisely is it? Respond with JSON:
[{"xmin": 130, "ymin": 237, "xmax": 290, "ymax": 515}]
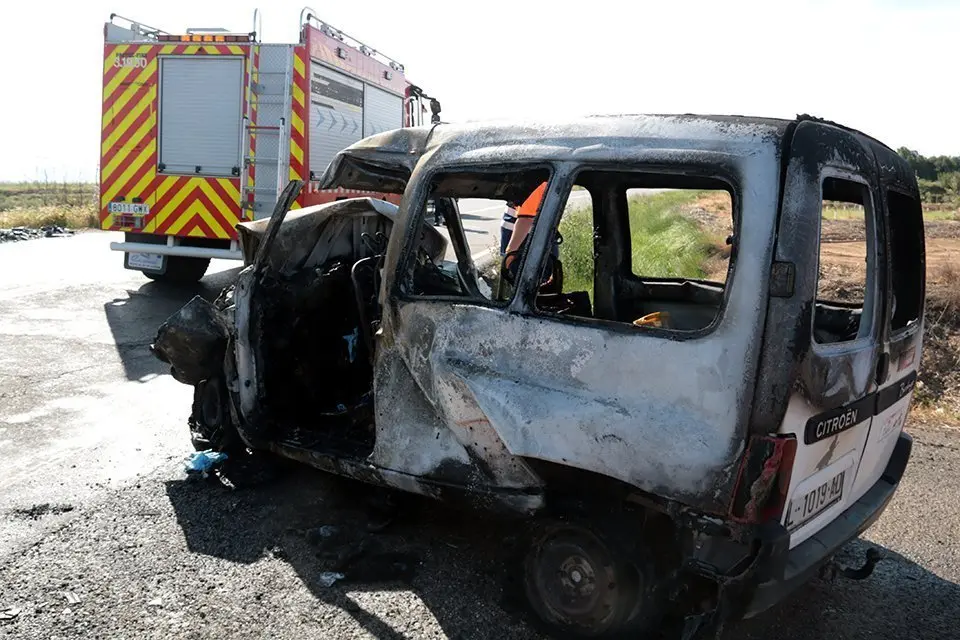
[{"xmin": 558, "ymin": 190, "xmax": 711, "ymax": 299}]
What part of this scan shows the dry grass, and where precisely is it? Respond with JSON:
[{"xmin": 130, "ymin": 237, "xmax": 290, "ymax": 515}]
[
  {"xmin": 0, "ymin": 205, "xmax": 99, "ymax": 230},
  {"xmin": 0, "ymin": 181, "xmax": 99, "ymax": 230}
]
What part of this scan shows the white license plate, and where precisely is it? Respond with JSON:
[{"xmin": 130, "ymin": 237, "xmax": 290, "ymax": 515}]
[
  {"xmin": 109, "ymin": 202, "xmax": 150, "ymax": 214},
  {"xmin": 786, "ymin": 468, "xmax": 846, "ymax": 531},
  {"xmin": 127, "ymin": 252, "xmax": 165, "ymax": 271}
]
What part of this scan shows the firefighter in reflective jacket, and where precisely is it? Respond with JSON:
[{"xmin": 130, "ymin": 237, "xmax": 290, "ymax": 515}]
[{"xmin": 502, "ymin": 182, "xmax": 560, "ymax": 286}]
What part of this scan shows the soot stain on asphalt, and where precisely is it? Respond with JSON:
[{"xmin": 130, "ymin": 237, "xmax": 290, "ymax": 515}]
[{"xmin": 9, "ymin": 503, "xmax": 75, "ymax": 520}]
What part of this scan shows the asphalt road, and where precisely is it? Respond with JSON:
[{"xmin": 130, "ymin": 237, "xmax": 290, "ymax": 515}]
[{"xmin": 1, "ymin": 228, "xmax": 959, "ymax": 639}]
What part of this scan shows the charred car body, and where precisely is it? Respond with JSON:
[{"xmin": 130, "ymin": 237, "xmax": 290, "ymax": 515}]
[{"xmin": 153, "ymin": 114, "xmax": 924, "ymax": 638}]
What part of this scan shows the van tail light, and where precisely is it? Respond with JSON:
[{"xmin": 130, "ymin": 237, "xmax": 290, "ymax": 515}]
[{"xmin": 728, "ymin": 435, "xmax": 798, "ymax": 525}]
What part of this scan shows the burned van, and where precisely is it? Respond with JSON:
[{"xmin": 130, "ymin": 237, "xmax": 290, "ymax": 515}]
[{"xmin": 153, "ymin": 114, "xmax": 924, "ymax": 638}]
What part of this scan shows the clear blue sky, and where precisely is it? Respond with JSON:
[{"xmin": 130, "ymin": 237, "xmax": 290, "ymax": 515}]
[{"xmin": 2, "ymin": 0, "xmax": 957, "ymax": 182}]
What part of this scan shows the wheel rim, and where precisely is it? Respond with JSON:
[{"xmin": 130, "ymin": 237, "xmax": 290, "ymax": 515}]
[{"xmin": 525, "ymin": 527, "xmax": 625, "ymax": 635}]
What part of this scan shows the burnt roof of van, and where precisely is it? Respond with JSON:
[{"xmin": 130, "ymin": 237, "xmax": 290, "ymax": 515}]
[{"xmin": 319, "ymin": 113, "xmax": 905, "ymax": 191}]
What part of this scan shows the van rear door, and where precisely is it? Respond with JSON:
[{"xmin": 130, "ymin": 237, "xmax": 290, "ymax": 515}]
[
  {"xmin": 772, "ymin": 121, "xmax": 885, "ymax": 549},
  {"xmin": 849, "ymin": 167, "xmax": 925, "ymax": 499}
]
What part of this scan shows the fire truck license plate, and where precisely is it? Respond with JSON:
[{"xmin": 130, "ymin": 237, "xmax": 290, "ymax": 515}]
[
  {"xmin": 786, "ymin": 468, "xmax": 846, "ymax": 531},
  {"xmin": 127, "ymin": 252, "xmax": 165, "ymax": 271},
  {"xmin": 109, "ymin": 202, "xmax": 150, "ymax": 214}
]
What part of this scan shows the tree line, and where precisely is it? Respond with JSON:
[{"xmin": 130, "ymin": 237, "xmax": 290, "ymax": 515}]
[{"xmin": 897, "ymin": 148, "xmax": 960, "ymax": 203}]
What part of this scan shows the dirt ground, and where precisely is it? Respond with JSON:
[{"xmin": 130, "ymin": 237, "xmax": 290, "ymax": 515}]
[{"xmin": 684, "ymin": 194, "xmax": 960, "ymax": 420}]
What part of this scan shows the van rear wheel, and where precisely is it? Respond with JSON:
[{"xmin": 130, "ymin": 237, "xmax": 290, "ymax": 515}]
[
  {"xmin": 522, "ymin": 522, "xmax": 660, "ymax": 638},
  {"xmin": 144, "ymin": 256, "xmax": 210, "ymax": 284}
]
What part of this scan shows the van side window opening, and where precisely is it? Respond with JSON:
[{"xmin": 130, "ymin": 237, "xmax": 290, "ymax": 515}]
[
  {"xmin": 814, "ymin": 177, "xmax": 878, "ymax": 344},
  {"xmin": 887, "ymin": 190, "xmax": 924, "ymax": 331},
  {"xmin": 533, "ymin": 170, "xmax": 736, "ymax": 333},
  {"xmin": 404, "ymin": 167, "xmax": 551, "ymax": 304}
]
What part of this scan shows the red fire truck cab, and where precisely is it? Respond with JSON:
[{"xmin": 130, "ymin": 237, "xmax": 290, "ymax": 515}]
[{"xmin": 100, "ymin": 8, "xmax": 440, "ymax": 283}]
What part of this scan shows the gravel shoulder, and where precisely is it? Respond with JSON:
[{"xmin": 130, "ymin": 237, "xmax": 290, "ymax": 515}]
[{"xmin": 1, "ymin": 422, "xmax": 959, "ymax": 640}]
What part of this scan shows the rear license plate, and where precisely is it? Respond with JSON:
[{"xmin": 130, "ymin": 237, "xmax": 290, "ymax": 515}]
[
  {"xmin": 786, "ymin": 468, "xmax": 846, "ymax": 531},
  {"xmin": 109, "ymin": 202, "xmax": 150, "ymax": 214},
  {"xmin": 127, "ymin": 252, "xmax": 165, "ymax": 272}
]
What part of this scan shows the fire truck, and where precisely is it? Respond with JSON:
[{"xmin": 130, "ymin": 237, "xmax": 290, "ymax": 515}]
[{"xmin": 100, "ymin": 9, "xmax": 441, "ymax": 282}]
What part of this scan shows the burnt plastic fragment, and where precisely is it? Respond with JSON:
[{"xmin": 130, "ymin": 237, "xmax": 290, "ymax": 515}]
[{"xmin": 151, "ymin": 295, "xmax": 230, "ymax": 385}]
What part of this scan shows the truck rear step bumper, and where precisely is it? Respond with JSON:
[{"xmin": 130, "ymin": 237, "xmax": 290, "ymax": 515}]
[{"xmin": 110, "ymin": 241, "xmax": 243, "ymax": 261}]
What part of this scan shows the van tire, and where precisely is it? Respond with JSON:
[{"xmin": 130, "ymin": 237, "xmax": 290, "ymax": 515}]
[
  {"xmin": 521, "ymin": 521, "xmax": 662, "ymax": 638},
  {"xmin": 144, "ymin": 256, "xmax": 210, "ymax": 284},
  {"xmin": 189, "ymin": 378, "xmax": 241, "ymax": 453}
]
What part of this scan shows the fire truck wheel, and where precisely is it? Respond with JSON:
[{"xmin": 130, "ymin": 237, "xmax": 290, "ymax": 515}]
[{"xmin": 144, "ymin": 256, "xmax": 210, "ymax": 284}]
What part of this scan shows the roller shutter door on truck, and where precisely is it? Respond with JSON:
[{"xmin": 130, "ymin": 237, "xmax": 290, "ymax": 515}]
[
  {"xmin": 363, "ymin": 84, "xmax": 402, "ymax": 137},
  {"xmin": 158, "ymin": 57, "xmax": 243, "ymax": 176},
  {"xmin": 309, "ymin": 63, "xmax": 364, "ymax": 177}
]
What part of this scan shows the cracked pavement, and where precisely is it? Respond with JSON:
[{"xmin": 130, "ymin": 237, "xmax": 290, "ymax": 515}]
[{"xmin": 1, "ymin": 230, "xmax": 958, "ymax": 639}]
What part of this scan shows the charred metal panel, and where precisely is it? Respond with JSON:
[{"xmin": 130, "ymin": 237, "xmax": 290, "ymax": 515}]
[
  {"xmin": 236, "ymin": 197, "xmax": 446, "ymax": 272},
  {"xmin": 151, "ymin": 296, "xmax": 230, "ymax": 386},
  {"xmin": 370, "ymin": 347, "xmax": 476, "ymax": 478},
  {"xmin": 748, "ymin": 121, "xmax": 882, "ymax": 434},
  {"xmin": 749, "ymin": 121, "xmax": 897, "ymax": 549},
  {"xmin": 318, "ymin": 126, "xmax": 434, "ymax": 193},
  {"xmin": 362, "ymin": 117, "xmax": 786, "ymax": 513},
  {"xmin": 234, "ymin": 266, "xmax": 257, "ymax": 418},
  {"xmin": 324, "ymin": 116, "xmax": 792, "ymax": 198},
  {"xmin": 388, "ymin": 302, "xmax": 747, "ymax": 510}
]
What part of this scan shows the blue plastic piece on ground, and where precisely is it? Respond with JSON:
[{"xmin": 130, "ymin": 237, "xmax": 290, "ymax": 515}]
[{"xmin": 185, "ymin": 450, "xmax": 229, "ymax": 474}]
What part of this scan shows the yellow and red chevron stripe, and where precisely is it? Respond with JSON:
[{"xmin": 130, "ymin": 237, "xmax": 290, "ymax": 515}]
[
  {"xmin": 100, "ymin": 42, "xmax": 251, "ymax": 239},
  {"xmin": 288, "ymin": 45, "xmax": 310, "ymax": 209},
  {"xmin": 246, "ymin": 45, "xmax": 260, "ymax": 211}
]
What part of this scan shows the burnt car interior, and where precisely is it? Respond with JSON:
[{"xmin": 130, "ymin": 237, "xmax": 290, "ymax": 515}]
[
  {"xmin": 544, "ymin": 170, "xmax": 736, "ymax": 332},
  {"xmin": 404, "ymin": 166, "xmax": 738, "ymax": 336},
  {"xmin": 249, "ymin": 199, "xmax": 447, "ymax": 460},
  {"xmin": 404, "ymin": 167, "xmax": 553, "ymax": 301}
]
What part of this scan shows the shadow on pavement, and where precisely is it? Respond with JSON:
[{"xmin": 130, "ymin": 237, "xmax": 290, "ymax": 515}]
[
  {"xmin": 165, "ymin": 465, "xmax": 960, "ymax": 640},
  {"xmin": 103, "ymin": 267, "xmax": 242, "ymax": 381},
  {"xmin": 165, "ymin": 466, "xmax": 537, "ymax": 640},
  {"xmin": 728, "ymin": 539, "xmax": 960, "ymax": 639}
]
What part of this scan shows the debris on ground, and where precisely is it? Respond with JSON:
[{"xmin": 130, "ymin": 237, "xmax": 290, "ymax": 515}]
[
  {"xmin": 317, "ymin": 572, "xmax": 345, "ymax": 588},
  {"xmin": 308, "ymin": 522, "xmax": 421, "ymax": 586},
  {"xmin": 213, "ymin": 450, "xmax": 286, "ymax": 489},
  {"xmin": 10, "ymin": 503, "xmax": 75, "ymax": 520},
  {"xmin": 0, "ymin": 226, "xmax": 74, "ymax": 243},
  {"xmin": 305, "ymin": 525, "xmax": 340, "ymax": 545},
  {"xmin": 0, "ymin": 606, "xmax": 21, "ymax": 621},
  {"xmin": 184, "ymin": 450, "xmax": 229, "ymax": 477},
  {"xmin": 341, "ymin": 551, "xmax": 419, "ymax": 585}
]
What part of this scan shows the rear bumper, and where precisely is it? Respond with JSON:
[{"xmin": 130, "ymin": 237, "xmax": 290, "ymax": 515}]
[
  {"xmin": 742, "ymin": 431, "xmax": 913, "ymax": 618},
  {"xmin": 110, "ymin": 241, "xmax": 243, "ymax": 261}
]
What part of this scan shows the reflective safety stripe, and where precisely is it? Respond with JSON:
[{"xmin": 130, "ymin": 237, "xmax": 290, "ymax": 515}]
[{"xmin": 502, "ymin": 208, "xmax": 517, "ymax": 230}]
